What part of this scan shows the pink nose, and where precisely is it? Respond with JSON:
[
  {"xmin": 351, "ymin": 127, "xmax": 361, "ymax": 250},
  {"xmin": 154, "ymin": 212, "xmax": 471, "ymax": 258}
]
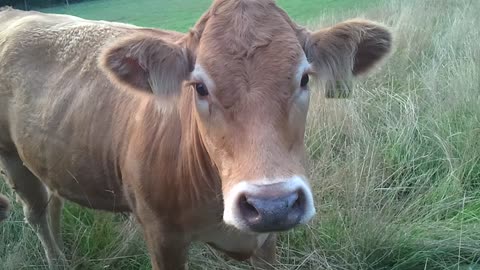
[{"xmin": 237, "ymin": 184, "xmax": 306, "ymax": 232}]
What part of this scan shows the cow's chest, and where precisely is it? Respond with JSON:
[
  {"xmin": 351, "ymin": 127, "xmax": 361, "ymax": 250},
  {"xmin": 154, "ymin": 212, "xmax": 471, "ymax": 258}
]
[{"xmin": 195, "ymin": 225, "xmax": 269, "ymax": 259}]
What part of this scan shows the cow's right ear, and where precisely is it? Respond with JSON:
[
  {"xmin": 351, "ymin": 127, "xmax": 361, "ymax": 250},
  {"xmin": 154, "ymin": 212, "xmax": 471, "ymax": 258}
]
[{"xmin": 99, "ymin": 34, "xmax": 193, "ymax": 96}]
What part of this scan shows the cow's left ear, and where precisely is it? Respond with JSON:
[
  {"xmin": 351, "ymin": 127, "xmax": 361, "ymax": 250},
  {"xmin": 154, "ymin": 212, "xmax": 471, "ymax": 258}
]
[
  {"xmin": 99, "ymin": 34, "xmax": 193, "ymax": 96},
  {"xmin": 304, "ymin": 19, "xmax": 392, "ymax": 98}
]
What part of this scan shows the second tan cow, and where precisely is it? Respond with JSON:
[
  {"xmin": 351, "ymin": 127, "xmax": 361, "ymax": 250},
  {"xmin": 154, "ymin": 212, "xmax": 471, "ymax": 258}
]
[{"xmin": 0, "ymin": 0, "xmax": 391, "ymax": 269}]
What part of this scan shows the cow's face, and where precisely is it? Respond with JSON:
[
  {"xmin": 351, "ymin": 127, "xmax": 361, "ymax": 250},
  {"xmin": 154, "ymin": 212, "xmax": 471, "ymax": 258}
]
[
  {"xmin": 100, "ymin": 0, "xmax": 391, "ymax": 233},
  {"xmin": 188, "ymin": 2, "xmax": 316, "ymax": 233}
]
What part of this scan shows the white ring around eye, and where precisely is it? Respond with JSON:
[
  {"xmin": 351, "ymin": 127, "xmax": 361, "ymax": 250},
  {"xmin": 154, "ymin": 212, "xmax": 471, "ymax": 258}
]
[
  {"xmin": 196, "ymin": 96, "xmax": 210, "ymax": 115},
  {"xmin": 191, "ymin": 64, "xmax": 214, "ymax": 116},
  {"xmin": 191, "ymin": 64, "xmax": 215, "ymax": 92},
  {"xmin": 296, "ymin": 54, "xmax": 312, "ymax": 87},
  {"xmin": 296, "ymin": 87, "xmax": 310, "ymax": 106}
]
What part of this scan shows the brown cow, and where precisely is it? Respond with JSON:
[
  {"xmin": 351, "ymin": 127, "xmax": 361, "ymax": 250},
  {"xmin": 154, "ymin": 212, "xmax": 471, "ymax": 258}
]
[{"xmin": 0, "ymin": 1, "xmax": 391, "ymax": 269}]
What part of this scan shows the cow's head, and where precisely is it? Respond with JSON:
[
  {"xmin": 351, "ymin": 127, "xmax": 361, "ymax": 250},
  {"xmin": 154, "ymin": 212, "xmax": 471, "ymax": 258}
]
[{"xmin": 100, "ymin": 0, "xmax": 391, "ymax": 233}]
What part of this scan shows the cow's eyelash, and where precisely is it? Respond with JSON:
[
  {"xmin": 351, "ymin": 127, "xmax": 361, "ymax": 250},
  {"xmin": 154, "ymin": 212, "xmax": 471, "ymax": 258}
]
[{"xmin": 185, "ymin": 81, "xmax": 202, "ymax": 88}]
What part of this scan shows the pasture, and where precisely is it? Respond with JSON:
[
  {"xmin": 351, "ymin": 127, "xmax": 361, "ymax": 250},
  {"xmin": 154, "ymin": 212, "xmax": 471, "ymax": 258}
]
[
  {"xmin": 1, "ymin": 0, "xmax": 480, "ymax": 269},
  {"xmin": 38, "ymin": 0, "xmax": 381, "ymax": 31}
]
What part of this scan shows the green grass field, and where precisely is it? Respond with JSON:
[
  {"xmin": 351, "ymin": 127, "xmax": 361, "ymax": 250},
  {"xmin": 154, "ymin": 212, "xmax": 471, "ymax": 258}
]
[
  {"xmin": 1, "ymin": 0, "xmax": 480, "ymax": 269},
  {"xmin": 39, "ymin": 0, "xmax": 381, "ymax": 31}
]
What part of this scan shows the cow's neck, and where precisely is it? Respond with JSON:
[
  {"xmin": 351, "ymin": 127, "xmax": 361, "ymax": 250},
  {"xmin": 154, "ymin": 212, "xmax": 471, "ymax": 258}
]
[{"xmin": 120, "ymin": 90, "xmax": 222, "ymax": 223}]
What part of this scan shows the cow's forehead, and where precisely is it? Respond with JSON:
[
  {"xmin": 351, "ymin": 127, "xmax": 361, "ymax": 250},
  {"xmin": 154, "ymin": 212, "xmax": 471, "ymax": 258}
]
[
  {"xmin": 194, "ymin": 2, "xmax": 303, "ymax": 93},
  {"xmin": 198, "ymin": 0, "xmax": 300, "ymax": 58},
  {"xmin": 187, "ymin": 0, "xmax": 307, "ymax": 110},
  {"xmin": 198, "ymin": 38, "xmax": 304, "ymax": 90}
]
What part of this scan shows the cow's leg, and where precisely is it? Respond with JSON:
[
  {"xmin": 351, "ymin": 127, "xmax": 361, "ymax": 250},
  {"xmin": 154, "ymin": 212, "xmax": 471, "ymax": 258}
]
[
  {"xmin": 0, "ymin": 152, "xmax": 67, "ymax": 269},
  {"xmin": 251, "ymin": 233, "xmax": 277, "ymax": 270},
  {"xmin": 143, "ymin": 224, "xmax": 189, "ymax": 270},
  {"xmin": 48, "ymin": 193, "xmax": 64, "ymax": 251},
  {"xmin": 135, "ymin": 209, "xmax": 189, "ymax": 270}
]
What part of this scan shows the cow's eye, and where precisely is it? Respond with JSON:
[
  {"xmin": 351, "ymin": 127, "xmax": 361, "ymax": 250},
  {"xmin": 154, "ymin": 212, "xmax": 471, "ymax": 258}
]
[
  {"xmin": 195, "ymin": 83, "xmax": 209, "ymax": 96},
  {"xmin": 300, "ymin": 74, "xmax": 309, "ymax": 88}
]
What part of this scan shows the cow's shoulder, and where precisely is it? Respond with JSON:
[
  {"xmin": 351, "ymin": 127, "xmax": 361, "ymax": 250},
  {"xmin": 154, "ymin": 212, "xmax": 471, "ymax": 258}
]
[{"xmin": 0, "ymin": 10, "xmax": 182, "ymax": 66}]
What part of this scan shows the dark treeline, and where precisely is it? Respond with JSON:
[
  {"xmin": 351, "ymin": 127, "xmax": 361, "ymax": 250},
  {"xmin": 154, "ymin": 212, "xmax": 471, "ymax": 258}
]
[{"xmin": 1, "ymin": 0, "xmax": 93, "ymax": 10}]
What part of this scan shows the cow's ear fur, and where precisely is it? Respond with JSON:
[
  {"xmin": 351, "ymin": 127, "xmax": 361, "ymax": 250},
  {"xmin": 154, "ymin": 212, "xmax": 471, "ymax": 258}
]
[
  {"xmin": 99, "ymin": 34, "xmax": 193, "ymax": 96},
  {"xmin": 305, "ymin": 19, "xmax": 392, "ymax": 98}
]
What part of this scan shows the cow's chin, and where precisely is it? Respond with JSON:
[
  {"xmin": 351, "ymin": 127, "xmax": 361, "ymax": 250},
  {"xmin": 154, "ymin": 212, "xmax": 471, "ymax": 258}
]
[{"xmin": 222, "ymin": 176, "xmax": 316, "ymax": 233}]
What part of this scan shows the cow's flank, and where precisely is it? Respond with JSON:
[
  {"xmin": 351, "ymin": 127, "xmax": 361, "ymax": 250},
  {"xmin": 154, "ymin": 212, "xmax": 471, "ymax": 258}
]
[{"xmin": 0, "ymin": 0, "xmax": 391, "ymax": 269}]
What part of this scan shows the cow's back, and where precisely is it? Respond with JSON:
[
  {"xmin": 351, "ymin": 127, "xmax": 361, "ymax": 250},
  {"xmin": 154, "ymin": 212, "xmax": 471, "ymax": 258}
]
[
  {"xmin": 0, "ymin": 8, "xmax": 130, "ymax": 92},
  {"xmin": 0, "ymin": 8, "xmax": 128, "ymax": 144},
  {"xmin": 0, "ymin": 9, "xmax": 149, "ymax": 211}
]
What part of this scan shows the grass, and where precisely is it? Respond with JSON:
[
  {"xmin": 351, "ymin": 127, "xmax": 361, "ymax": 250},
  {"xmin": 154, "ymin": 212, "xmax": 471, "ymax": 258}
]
[
  {"xmin": 1, "ymin": 0, "xmax": 480, "ymax": 269},
  {"xmin": 37, "ymin": 0, "xmax": 381, "ymax": 31}
]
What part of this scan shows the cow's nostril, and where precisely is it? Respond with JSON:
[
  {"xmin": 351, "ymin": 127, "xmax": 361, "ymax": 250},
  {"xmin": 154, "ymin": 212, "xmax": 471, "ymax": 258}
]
[
  {"xmin": 292, "ymin": 189, "xmax": 304, "ymax": 210},
  {"xmin": 239, "ymin": 194, "xmax": 261, "ymax": 222}
]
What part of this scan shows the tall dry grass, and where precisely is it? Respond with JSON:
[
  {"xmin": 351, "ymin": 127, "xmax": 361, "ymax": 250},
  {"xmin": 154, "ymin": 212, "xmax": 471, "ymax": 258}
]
[{"xmin": 294, "ymin": 0, "xmax": 480, "ymax": 269}]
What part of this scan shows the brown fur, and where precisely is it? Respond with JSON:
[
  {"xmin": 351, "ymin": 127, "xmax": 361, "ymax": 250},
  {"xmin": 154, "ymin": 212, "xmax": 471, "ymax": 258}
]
[
  {"xmin": 0, "ymin": 1, "xmax": 391, "ymax": 269},
  {"xmin": 0, "ymin": 194, "xmax": 9, "ymax": 222}
]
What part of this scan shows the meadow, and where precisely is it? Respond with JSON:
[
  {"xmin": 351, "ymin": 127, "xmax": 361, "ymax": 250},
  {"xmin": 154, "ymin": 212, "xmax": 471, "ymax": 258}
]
[
  {"xmin": 38, "ymin": 0, "xmax": 381, "ymax": 31},
  {"xmin": 1, "ymin": 0, "xmax": 480, "ymax": 269}
]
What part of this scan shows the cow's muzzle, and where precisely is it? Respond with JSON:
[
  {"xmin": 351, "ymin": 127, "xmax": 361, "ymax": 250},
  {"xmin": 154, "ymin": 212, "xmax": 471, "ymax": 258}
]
[{"xmin": 223, "ymin": 176, "xmax": 316, "ymax": 232}]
